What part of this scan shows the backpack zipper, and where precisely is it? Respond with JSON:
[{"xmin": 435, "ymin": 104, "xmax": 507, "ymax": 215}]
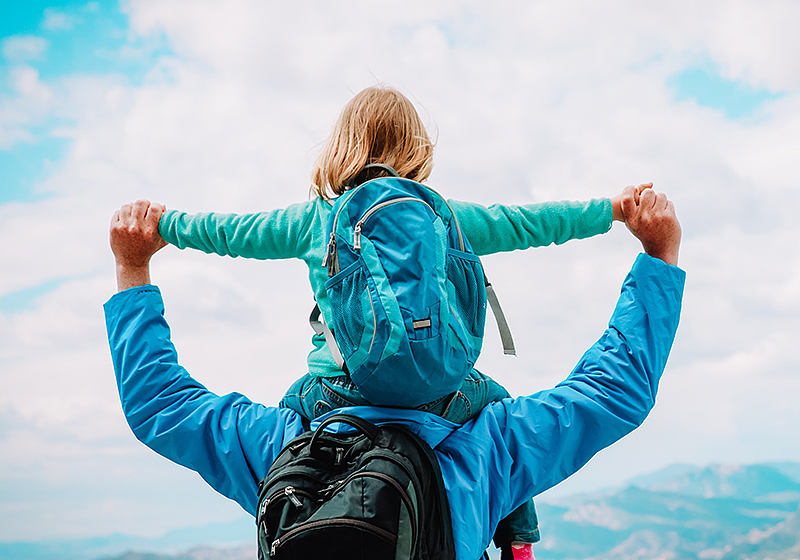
[
  {"xmin": 270, "ymin": 518, "xmax": 397, "ymax": 556},
  {"xmin": 321, "ymin": 187, "xmax": 362, "ymax": 274},
  {"xmin": 352, "ymin": 197, "xmax": 425, "ymax": 250},
  {"xmin": 323, "ymin": 185, "xmax": 467, "ymax": 269},
  {"xmin": 321, "ymin": 231, "xmax": 336, "ymax": 268},
  {"xmin": 320, "ymin": 470, "xmax": 418, "ymax": 554},
  {"xmin": 264, "ymin": 470, "xmax": 418, "ymax": 558},
  {"xmin": 259, "ymin": 485, "xmax": 313, "ymax": 520}
]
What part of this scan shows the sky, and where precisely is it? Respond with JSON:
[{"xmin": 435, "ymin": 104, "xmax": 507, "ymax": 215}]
[{"xmin": 1, "ymin": 0, "xmax": 799, "ymax": 545}]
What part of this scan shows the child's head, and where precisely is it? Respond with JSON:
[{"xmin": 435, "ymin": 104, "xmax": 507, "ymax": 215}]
[{"xmin": 311, "ymin": 85, "xmax": 434, "ymax": 199}]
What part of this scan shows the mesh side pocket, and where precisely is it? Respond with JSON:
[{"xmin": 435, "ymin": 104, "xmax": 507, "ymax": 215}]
[
  {"xmin": 446, "ymin": 250, "xmax": 486, "ymax": 340},
  {"xmin": 327, "ymin": 264, "xmax": 369, "ymax": 359}
]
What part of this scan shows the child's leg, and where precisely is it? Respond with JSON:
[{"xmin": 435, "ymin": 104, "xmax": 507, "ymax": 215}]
[
  {"xmin": 279, "ymin": 374, "xmax": 371, "ymax": 421},
  {"xmin": 279, "ymin": 374, "xmax": 324, "ymax": 420},
  {"xmin": 506, "ymin": 498, "xmax": 540, "ymax": 545},
  {"xmin": 423, "ymin": 368, "xmax": 510, "ymax": 424}
]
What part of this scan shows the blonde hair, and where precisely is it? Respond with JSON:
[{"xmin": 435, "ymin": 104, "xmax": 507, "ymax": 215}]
[{"xmin": 310, "ymin": 86, "xmax": 434, "ymax": 199}]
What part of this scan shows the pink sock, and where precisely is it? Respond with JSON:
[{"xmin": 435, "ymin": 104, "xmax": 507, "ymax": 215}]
[
  {"xmin": 511, "ymin": 543, "xmax": 534, "ymax": 560},
  {"xmin": 511, "ymin": 543, "xmax": 536, "ymax": 560}
]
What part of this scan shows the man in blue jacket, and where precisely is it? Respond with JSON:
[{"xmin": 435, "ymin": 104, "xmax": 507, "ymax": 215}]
[{"xmin": 105, "ymin": 187, "xmax": 684, "ymax": 560}]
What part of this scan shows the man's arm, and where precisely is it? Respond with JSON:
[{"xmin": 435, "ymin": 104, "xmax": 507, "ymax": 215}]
[
  {"xmin": 436, "ymin": 189, "xmax": 684, "ymax": 559},
  {"xmin": 106, "ymin": 200, "xmax": 305, "ymax": 515}
]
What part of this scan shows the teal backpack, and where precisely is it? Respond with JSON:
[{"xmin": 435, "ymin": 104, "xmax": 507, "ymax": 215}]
[{"xmin": 311, "ymin": 164, "xmax": 514, "ymax": 407}]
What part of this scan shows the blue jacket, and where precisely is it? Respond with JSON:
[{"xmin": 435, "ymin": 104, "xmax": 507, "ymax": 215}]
[{"xmin": 104, "ymin": 253, "xmax": 685, "ymax": 560}]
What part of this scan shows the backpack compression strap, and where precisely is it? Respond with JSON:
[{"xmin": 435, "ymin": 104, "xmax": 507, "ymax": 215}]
[
  {"xmin": 484, "ymin": 274, "xmax": 516, "ymax": 356},
  {"xmin": 446, "ymin": 196, "xmax": 516, "ymax": 357},
  {"xmin": 309, "ymin": 304, "xmax": 346, "ymax": 370}
]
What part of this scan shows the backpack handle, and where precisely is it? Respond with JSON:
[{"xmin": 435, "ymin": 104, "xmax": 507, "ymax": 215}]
[
  {"xmin": 310, "ymin": 413, "xmax": 380, "ymax": 454},
  {"xmin": 347, "ymin": 163, "xmax": 400, "ymax": 188}
]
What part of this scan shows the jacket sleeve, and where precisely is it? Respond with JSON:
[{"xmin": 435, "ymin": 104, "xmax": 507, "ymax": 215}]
[
  {"xmin": 436, "ymin": 253, "xmax": 685, "ymax": 559},
  {"xmin": 158, "ymin": 200, "xmax": 317, "ymax": 260},
  {"xmin": 104, "ymin": 286, "xmax": 305, "ymax": 516},
  {"xmin": 447, "ymin": 198, "xmax": 613, "ymax": 256}
]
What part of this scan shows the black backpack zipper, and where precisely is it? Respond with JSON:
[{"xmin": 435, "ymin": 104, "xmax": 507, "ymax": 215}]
[
  {"xmin": 264, "ymin": 470, "xmax": 418, "ymax": 558},
  {"xmin": 270, "ymin": 517, "xmax": 397, "ymax": 557},
  {"xmin": 259, "ymin": 485, "xmax": 315, "ymax": 520}
]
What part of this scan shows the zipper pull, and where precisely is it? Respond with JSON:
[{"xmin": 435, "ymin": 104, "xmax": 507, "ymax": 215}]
[
  {"xmin": 353, "ymin": 223, "xmax": 363, "ymax": 250},
  {"xmin": 259, "ymin": 496, "xmax": 269, "ymax": 519},
  {"xmin": 322, "ymin": 480, "xmax": 341, "ymax": 495},
  {"xmin": 285, "ymin": 486, "xmax": 302, "ymax": 508},
  {"xmin": 271, "ymin": 538, "xmax": 280, "ymax": 556},
  {"xmin": 321, "ymin": 232, "xmax": 335, "ymax": 267}
]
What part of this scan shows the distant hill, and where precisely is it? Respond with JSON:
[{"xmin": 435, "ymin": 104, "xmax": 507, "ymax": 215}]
[
  {"xmin": 0, "ymin": 518, "xmax": 254, "ymax": 560},
  {"xmin": 3, "ymin": 463, "xmax": 800, "ymax": 560},
  {"xmin": 97, "ymin": 545, "xmax": 255, "ymax": 560},
  {"xmin": 536, "ymin": 463, "xmax": 800, "ymax": 559}
]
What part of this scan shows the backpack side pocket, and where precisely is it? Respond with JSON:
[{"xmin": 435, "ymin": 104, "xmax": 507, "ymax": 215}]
[
  {"xmin": 446, "ymin": 249, "xmax": 487, "ymax": 351},
  {"xmin": 325, "ymin": 260, "xmax": 377, "ymax": 371}
]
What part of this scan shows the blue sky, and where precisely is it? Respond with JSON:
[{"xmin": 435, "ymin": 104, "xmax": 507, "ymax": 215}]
[
  {"xmin": 0, "ymin": 1, "xmax": 168, "ymax": 82},
  {"xmin": 1, "ymin": 0, "xmax": 170, "ymax": 204},
  {"xmin": 1, "ymin": 0, "xmax": 798, "ymax": 549},
  {"xmin": 670, "ymin": 61, "xmax": 784, "ymax": 119}
]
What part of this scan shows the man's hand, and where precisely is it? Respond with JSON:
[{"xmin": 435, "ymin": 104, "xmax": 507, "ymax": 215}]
[
  {"xmin": 110, "ymin": 200, "xmax": 168, "ymax": 291},
  {"xmin": 621, "ymin": 187, "xmax": 681, "ymax": 266}
]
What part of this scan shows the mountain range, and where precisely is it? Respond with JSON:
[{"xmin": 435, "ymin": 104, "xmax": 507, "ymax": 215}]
[
  {"xmin": 3, "ymin": 462, "xmax": 799, "ymax": 560},
  {"xmin": 536, "ymin": 462, "xmax": 800, "ymax": 559}
]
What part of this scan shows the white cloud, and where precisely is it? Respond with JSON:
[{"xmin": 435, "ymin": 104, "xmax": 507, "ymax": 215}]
[
  {"xmin": 1, "ymin": 36, "xmax": 48, "ymax": 62},
  {"xmin": 0, "ymin": 66, "xmax": 56, "ymax": 149},
  {"xmin": 42, "ymin": 8, "xmax": 78, "ymax": 32},
  {"xmin": 1, "ymin": 0, "xmax": 799, "ymax": 541}
]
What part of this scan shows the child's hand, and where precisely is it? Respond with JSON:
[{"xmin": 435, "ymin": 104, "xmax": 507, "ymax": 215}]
[{"xmin": 611, "ymin": 183, "xmax": 652, "ymax": 221}]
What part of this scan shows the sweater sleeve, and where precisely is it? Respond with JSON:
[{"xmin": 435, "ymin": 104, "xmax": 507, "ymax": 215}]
[
  {"xmin": 158, "ymin": 200, "xmax": 317, "ymax": 260},
  {"xmin": 448, "ymin": 198, "xmax": 613, "ymax": 256}
]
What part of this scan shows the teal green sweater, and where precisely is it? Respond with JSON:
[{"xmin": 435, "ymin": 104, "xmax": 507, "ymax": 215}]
[{"xmin": 159, "ymin": 197, "xmax": 612, "ymax": 377}]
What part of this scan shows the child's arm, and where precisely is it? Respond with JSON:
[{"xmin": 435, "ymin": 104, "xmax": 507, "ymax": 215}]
[
  {"xmin": 158, "ymin": 200, "xmax": 318, "ymax": 260},
  {"xmin": 449, "ymin": 184, "xmax": 651, "ymax": 256}
]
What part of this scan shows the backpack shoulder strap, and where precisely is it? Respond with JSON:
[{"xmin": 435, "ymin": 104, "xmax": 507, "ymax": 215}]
[{"xmin": 391, "ymin": 424, "xmax": 457, "ymax": 560}]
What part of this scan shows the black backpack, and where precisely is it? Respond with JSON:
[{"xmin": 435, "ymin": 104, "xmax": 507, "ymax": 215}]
[{"xmin": 256, "ymin": 413, "xmax": 456, "ymax": 560}]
